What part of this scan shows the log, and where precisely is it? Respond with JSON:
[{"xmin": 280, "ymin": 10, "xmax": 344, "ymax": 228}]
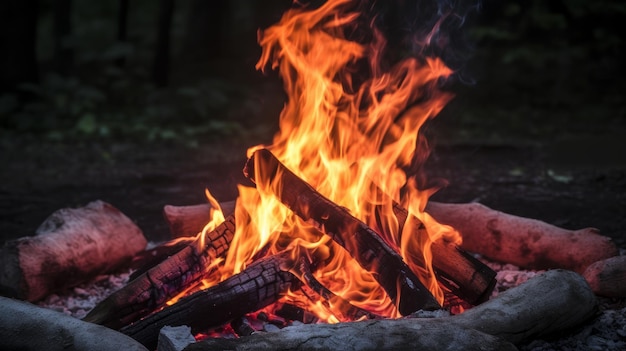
[
  {"xmin": 450, "ymin": 269, "xmax": 597, "ymax": 344},
  {"xmin": 582, "ymin": 255, "xmax": 626, "ymax": 297},
  {"xmin": 184, "ymin": 319, "xmax": 516, "ymax": 351},
  {"xmin": 426, "ymin": 202, "xmax": 619, "ymax": 273},
  {"xmin": 390, "ymin": 202, "xmax": 496, "ymax": 304},
  {"xmin": 0, "ymin": 200, "xmax": 147, "ymax": 302},
  {"xmin": 166, "ymin": 201, "xmax": 497, "ymax": 306},
  {"xmin": 164, "ymin": 201, "xmax": 235, "ymax": 238},
  {"xmin": 184, "ymin": 269, "xmax": 595, "ymax": 351},
  {"xmin": 0, "ymin": 296, "xmax": 148, "ymax": 351},
  {"xmin": 245, "ymin": 149, "xmax": 440, "ymax": 315},
  {"xmin": 120, "ymin": 251, "xmax": 298, "ymax": 350},
  {"xmin": 83, "ymin": 214, "xmax": 236, "ymax": 329}
]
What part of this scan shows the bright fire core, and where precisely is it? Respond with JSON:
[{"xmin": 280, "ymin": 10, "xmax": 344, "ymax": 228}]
[{"xmin": 194, "ymin": 0, "xmax": 461, "ymax": 321}]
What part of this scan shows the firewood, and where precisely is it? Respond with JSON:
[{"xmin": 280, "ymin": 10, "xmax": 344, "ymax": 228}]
[
  {"xmin": 161, "ymin": 201, "xmax": 497, "ymax": 306},
  {"xmin": 426, "ymin": 202, "xmax": 619, "ymax": 273},
  {"xmin": 120, "ymin": 251, "xmax": 299, "ymax": 350},
  {"xmin": 390, "ymin": 202, "xmax": 496, "ymax": 304},
  {"xmin": 163, "ymin": 201, "xmax": 235, "ymax": 238},
  {"xmin": 0, "ymin": 296, "xmax": 148, "ymax": 351},
  {"xmin": 245, "ymin": 148, "xmax": 441, "ymax": 315},
  {"xmin": 582, "ymin": 255, "xmax": 626, "ymax": 297},
  {"xmin": 450, "ymin": 269, "xmax": 596, "ymax": 344},
  {"xmin": 185, "ymin": 320, "xmax": 516, "ymax": 351},
  {"xmin": 83, "ymin": 214, "xmax": 236, "ymax": 329},
  {"xmin": 0, "ymin": 200, "xmax": 147, "ymax": 302},
  {"xmin": 184, "ymin": 270, "xmax": 596, "ymax": 351}
]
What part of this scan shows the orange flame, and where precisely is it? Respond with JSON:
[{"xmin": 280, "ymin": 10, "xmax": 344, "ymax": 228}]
[{"xmin": 189, "ymin": 0, "xmax": 460, "ymax": 321}]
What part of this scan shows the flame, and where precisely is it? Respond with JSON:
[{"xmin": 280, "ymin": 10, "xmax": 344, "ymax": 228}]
[{"xmin": 184, "ymin": 0, "xmax": 461, "ymax": 322}]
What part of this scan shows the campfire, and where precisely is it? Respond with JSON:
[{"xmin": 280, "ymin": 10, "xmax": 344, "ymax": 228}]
[{"xmin": 1, "ymin": 1, "xmax": 624, "ymax": 351}]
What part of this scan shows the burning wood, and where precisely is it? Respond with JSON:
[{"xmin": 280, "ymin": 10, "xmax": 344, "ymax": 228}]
[
  {"xmin": 0, "ymin": 200, "xmax": 147, "ymax": 302},
  {"xmin": 163, "ymin": 200, "xmax": 498, "ymax": 306},
  {"xmin": 83, "ymin": 214, "xmax": 236, "ymax": 329},
  {"xmin": 426, "ymin": 202, "xmax": 619, "ymax": 273},
  {"xmin": 245, "ymin": 148, "xmax": 441, "ymax": 315},
  {"xmin": 119, "ymin": 251, "xmax": 298, "ymax": 350}
]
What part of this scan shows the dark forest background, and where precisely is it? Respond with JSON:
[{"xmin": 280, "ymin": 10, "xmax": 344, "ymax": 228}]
[{"xmin": 1, "ymin": 0, "xmax": 624, "ymax": 145}]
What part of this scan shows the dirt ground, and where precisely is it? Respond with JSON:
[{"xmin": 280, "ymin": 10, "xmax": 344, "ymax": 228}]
[
  {"xmin": 1, "ymin": 124, "xmax": 625, "ymax": 250},
  {"xmin": 1, "ymin": 105, "xmax": 625, "ymax": 248}
]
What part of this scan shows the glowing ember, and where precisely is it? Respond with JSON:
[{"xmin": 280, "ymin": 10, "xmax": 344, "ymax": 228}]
[{"xmin": 178, "ymin": 0, "xmax": 460, "ymax": 321}]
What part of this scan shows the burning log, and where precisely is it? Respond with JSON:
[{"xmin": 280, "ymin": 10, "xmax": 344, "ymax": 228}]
[
  {"xmin": 245, "ymin": 148, "xmax": 441, "ymax": 315},
  {"xmin": 83, "ymin": 214, "xmax": 236, "ymax": 329},
  {"xmin": 184, "ymin": 270, "xmax": 597, "ymax": 351},
  {"xmin": 390, "ymin": 202, "xmax": 496, "ymax": 304},
  {"xmin": 0, "ymin": 200, "xmax": 147, "ymax": 302},
  {"xmin": 426, "ymin": 202, "xmax": 619, "ymax": 273},
  {"xmin": 582, "ymin": 255, "xmax": 626, "ymax": 297},
  {"xmin": 161, "ymin": 201, "xmax": 497, "ymax": 306},
  {"xmin": 119, "ymin": 251, "xmax": 298, "ymax": 350},
  {"xmin": 163, "ymin": 201, "xmax": 235, "ymax": 238},
  {"xmin": 0, "ymin": 296, "xmax": 148, "ymax": 351}
]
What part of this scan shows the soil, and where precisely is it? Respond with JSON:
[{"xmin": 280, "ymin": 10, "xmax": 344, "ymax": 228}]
[{"xmin": 2, "ymin": 109, "xmax": 625, "ymax": 247}]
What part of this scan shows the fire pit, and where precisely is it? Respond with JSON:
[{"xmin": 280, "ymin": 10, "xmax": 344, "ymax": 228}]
[{"xmin": 1, "ymin": 1, "xmax": 625, "ymax": 351}]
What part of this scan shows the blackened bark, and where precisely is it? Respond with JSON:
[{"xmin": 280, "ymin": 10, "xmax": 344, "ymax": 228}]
[
  {"xmin": 83, "ymin": 215, "xmax": 236, "ymax": 329},
  {"xmin": 244, "ymin": 149, "xmax": 441, "ymax": 315},
  {"xmin": 120, "ymin": 252, "xmax": 297, "ymax": 350}
]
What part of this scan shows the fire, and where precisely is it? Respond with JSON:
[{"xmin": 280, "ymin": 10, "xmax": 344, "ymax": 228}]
[{"xmin": 182, "ymin": 0, "xmax": 460, "ymax": 321}]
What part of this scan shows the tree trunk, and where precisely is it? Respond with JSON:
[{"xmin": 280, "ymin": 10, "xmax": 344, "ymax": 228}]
[
  {"xmin": 152, "ymin": 0, "xmax": 174, "ymax": 87},
  {"xmin": 425, "ymin": 202, "xmax": 618, "ymax": 273},
  {"xmin": 53, "ymin": 0, "xmax": 73, "ymax": 75},
  {"xmin": 245, "ymin": 148, "xmax": 441, "ymax": 315},
  {"xmin": 0, "ymin": 0, "xmax": 39, "ymax": 95},
  {"xmin": 116, "ymin": 0, "xmax": 129, "ymax": 67},
  {"xmin": 83, "ymin": 214, "xmax": 236, "ymax": 329},
  {"xmin": 0, "ymin": 200, "xmax": 147, "ymax": 302},
  {"xmin": 120, "ymin": 252, "xmax": 298, "ymax": 350}
]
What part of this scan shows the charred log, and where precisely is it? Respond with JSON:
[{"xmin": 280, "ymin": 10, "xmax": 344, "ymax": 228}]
[
  {"xmin": 390, "ymin": 201, "xmax": 496, "ymax": 304},
  {"xmin": 161, "ymin": 200, "xmax": 497, "ymax": 306},
  {"xmin": 426, "ymin": 202, "xmax": 618, "ymax": 273},
  {"xmin": 0, "ymin": 200, "xmax": 147, "ymax": 302},
  {"xmin": 244, "ymin": 149, "xmax": 440, "ymax": 315},
  {"xmin": 83, "ymin": 215, "xmax": 236, "ymax": 329},
  {"xmin": 120, "ymin": 251, "xmax": 298, "ymax": 350}
]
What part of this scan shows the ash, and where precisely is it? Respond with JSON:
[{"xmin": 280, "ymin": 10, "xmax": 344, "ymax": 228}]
[
  {"xmin": 37, "ymin": 258, "xmax": 626, "ymax": 350},
  {"xmin": 38, "ymin": 270, "xmax": 131, "ymax": 319}
]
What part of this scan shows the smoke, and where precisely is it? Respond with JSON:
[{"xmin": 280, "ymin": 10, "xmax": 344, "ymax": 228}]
[{"xmin": 358, "ymin": 0, "xmax": 481, "ymax": 85}]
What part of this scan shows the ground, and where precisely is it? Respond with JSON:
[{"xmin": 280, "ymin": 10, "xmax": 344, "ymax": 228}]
[{"xmin": 2, "ymin": 95, "xmax": 625, "ymax": 247}]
